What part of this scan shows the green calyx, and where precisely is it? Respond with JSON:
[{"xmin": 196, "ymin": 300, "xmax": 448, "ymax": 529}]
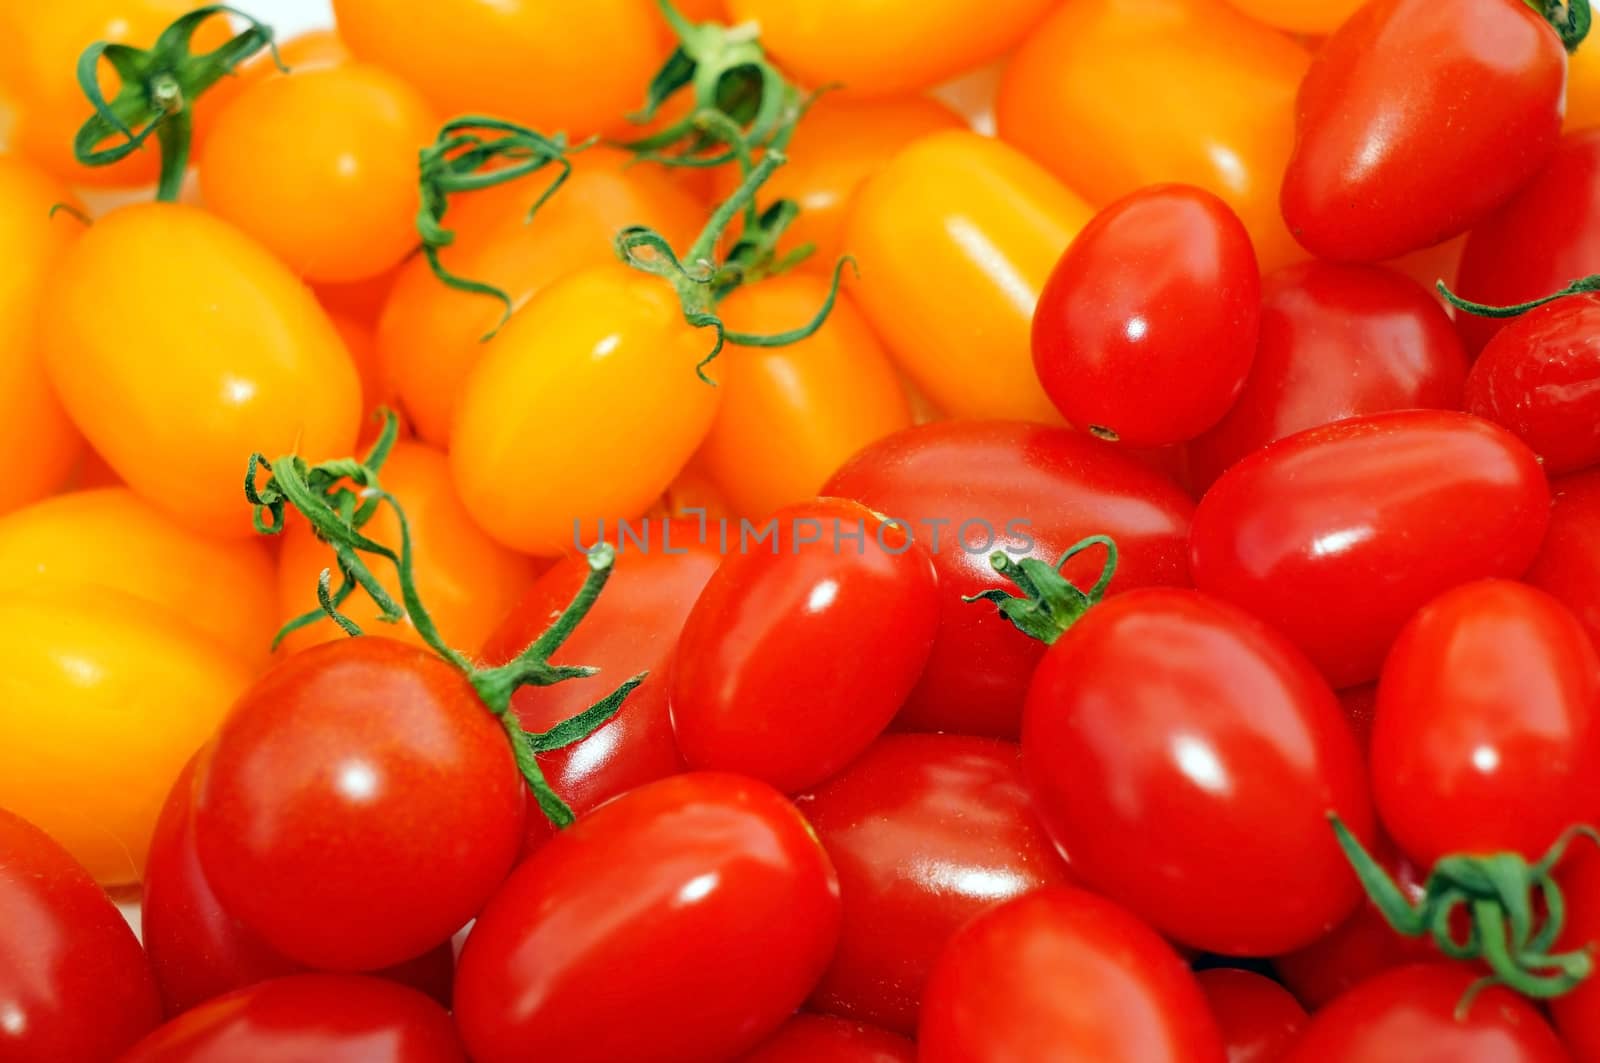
[
  {"xmin": 1438, "ymin": 274, "xmax": 1600, "ymax": 319},
  {"xmin": 1526, "ymin": 0, "xmax": 1592, "ymax": 50},
  {"xmin": 1331, "ymin": 816, "xmax": 1600, "ymax": 1008},
  {"xmin": 244, "ymin": 409, "xmax": 644, "ymax": 829},
  {"xmin": 964, "ymin": 535, "xmax": 1119, "ymax": 645},
  {"xmin": 74, "ymin": 5, "xmax": 281, "ymax": 202}
]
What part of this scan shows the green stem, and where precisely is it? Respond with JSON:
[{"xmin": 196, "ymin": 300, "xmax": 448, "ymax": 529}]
[
  {"xmin": 1437, "ymin": 274, "xmax": 1600, "ymax": 319},
  {"xmin": 964, "ymin": 535, "xmax": 1119, "ymax": 645},
  {"xmin": 1532, "ymin": 0, "xmax": 1592, "ymax": 50}
]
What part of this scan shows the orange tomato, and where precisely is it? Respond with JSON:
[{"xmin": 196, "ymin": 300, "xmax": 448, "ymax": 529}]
[
  {"xmin": 1568, "ymin": 34, "xmax": 1600, "ymax": 133},
  {"xmin": 198, "ymin": 28, "xmax": 353, "ymax": 131},
  {"xmin": 313, "ymin": 261, "xmax": 403, "ymax": 327},
  {"xmin": 997, "ymin": 0, "xmax": 1311, "ymax": 271},
  {"xmin": 843, "ymin": 130, "xmax": 1093, "ymax": 422},
  {"xmin": 1220, "ymin": 0, "xmax": 1364, "ymax": 34},
  {"xmin": 42, "ymin": 203, "xmax": 361, "ymax": 536}
]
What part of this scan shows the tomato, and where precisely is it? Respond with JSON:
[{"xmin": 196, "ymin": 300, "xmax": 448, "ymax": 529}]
[
  {"xmin": 0, "ymin": 806, "xmax": 162, "ymax": 1061},
  {"xmin": 919, "ymin": 886, "xmax": 1225, "ymax": 1063},
  {"xmin": 795, "ymin": 734, "xmax": 1072, "ymax": 1035},
  {"xmin": 843, "ymin": 130, "xmax": 1093, "ymax": 423},
  {"xmin": 1195, "ymin": 969, "xmax": 1306, "ymax": 1063},
  {"xmin": 1526, "ymin": 470, "xmax": 1600, "ymax": 653},
  {"xmin": 0, "ymin": 157, "xmax": 82, "ymax": 516},
  {"xmin": 0, "ymin": 587, "xmax": 249, "ymax": 885},
  {"xmin": 1338, "ymin": 684, "xmax": 1380, "ymax": 750},
  {"xmin": 327, "ymin": 310, "xmax": 394, "ymax": 428},
  {"xmin": 823, "ymin": 421, "xmax": 1194, "ymax": 736},
  {"xmin": 1550, "ymin": 843, "xmax": 1600, "ymax": 1057},
  {"xmin": 998, "ymin": 0, "xmax": 1309, "ymax": 273},
  {"xmin": 1281, "ymin": 964, "xmax": 1568, "ymax": 1062},
  {"xmin": 0, "ymin": 487, "xmax": 277, "ymax": 665},
  {"xmin": 41, "ymin": 203, "xmax": 361, "ymax": 537},
  {"xmin": 1219, "ymin": 0, "xmax": 1364, "ymax": 34},
  {"xmin": 119, "ymin": 975, "xmax": 465, "ymax": 1062},
  {"xmin": 737, "ymin": 1015, "xmax": 915, "ymax": 1063},
  {"xmin": 1187, "ymin": 262, "xmax": 1468, "ymax": 490},
  {"xmin": 697, "ymin": 277, "xmax": 911, "ymax": 519},
  {"xmin": 201, "ymin": 28, "xmax": 352, "ymax": 122},
  {"xmin": 194, "ymin": 638, "xmax": 525, "ymax": 971},
  {"xmin": 671, "ymin": 500, "xmax": 938, "ymax": 793},
  {"xmin": 1032, "ymin": 184, "xmax": 1260, "ymax": 446},
  {"xmin": 1023, "ymin": 588, "xmax": 1372, "ymax": 954},
  {"xmin": 455, "ymin": 773, "xmax": 840, "ymax": 1063},
  {"xmin": 332, "ymin": 0, "xmax": 661, "ymax": 138},
  {"xmin": 1569, "ymin": 36, "xmax": 1600, "ymax": 132},
  {"xmin": 1282, "ymin": 0, "xmax": 1568, "ymax": 262},
  {"xmin": 1190, "ymin": 411, "xmax": 1551, "ymax": 688},
  {"xmin": 199, "ymin": 63, "xmax": 435, "ymax": 284},
  {"xmin": 725, "ymin": 0, "xmax": 1053, "ymax": 96}
]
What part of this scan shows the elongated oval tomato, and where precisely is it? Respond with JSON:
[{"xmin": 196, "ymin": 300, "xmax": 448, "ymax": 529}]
[
  {"xmin": 1190, "ymin": 411, "xmax": 1551, "ymax": 688},
  {"xmin": 823, "ymin": 421, "xmax": 1194, "ymax": 736},
  {"xmin": 1195, "ymin": 969, "xmax": 1306, "ymax": 1063},
  {"xmin": 998, "ymin": 0, "xmax": 1309, "ymax": 272},
  {"xmin": 844, "ymin": 130, "xmax": 1093, "ymax": 423},
  {"xmin": 919, "ymin": 887, "xmax": 1225, "ymax": 1063},
  {"xmin": 737, "ymin": 1015, "xmax": 915, "ymax": 1063},
  {"xmin": 42, "ymin": 204, "xmax": 361, "ymax": 536},
  {"xmin": 0, "ymin": 587, "xmax": 249, "ymax": 885},
  {"xmin": 1281, "ymin": 0, "xmax": 1568, "ymax": 262},
  {"xmin": 1526, "ymin": 470, "xmax": 1600, "ymax": 653},
  {"xmin": 454, "ymin": 773, "xmax": 841, "ymax": 1063},
  {"xmin": 1220, "ymin": 0, "xmax": 1364, "ymax": 34},
  {"xmin": 0, "ymin": 807, "xmax": 162, "ymax": 1061},
  {"xmin": 796, "ymin": 735, "xmax": 1072, "ymax": 1035}
]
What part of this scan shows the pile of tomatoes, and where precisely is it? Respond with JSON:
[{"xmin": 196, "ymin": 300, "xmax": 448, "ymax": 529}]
[{"xmin": 6, "ymin": 0, "xmax": 1600, "ymax": 1059}]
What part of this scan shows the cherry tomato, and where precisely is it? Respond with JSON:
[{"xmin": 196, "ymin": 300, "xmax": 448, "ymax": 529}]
[
  {"xmin": 1281, "ymin": 964, "xmax": 1567, "ymax": 1062},
  {"xmin": 1187, "ymin": 262, "xmax": 1468, "ymax": 490},
  {"xmin": 1550, "ymin": 843, "xmax": 1600, "ymax": 1057},
  {"xmin": 1219, "ymin": 0, "xmax": 1364, "ymax": 34},
  {"xmin": 796, "ymin": 734, "xmax": 1072, "ymax": 1035},
  {"xmin": 119, "ymin": 974, "xmax": 466, "ymax": 1063},
  {"xmin": 1338, "ymin": 684, "xmax": 1380, "ymax": 750},
  {"xmin": 454, "ymin": 773, "xmax": 840, "ymax": 1063},
  {"xmin": 737, "ymin": 1014, "xmax": 915, "ymax": 1063},
  {"xmin": 1568, "ymin": 36, "xmax": 1600, "ymax": 132},
  {"xmin": 1196, "ymin": 969, "xmax": 1306, "ymax": 1063},
  {"xmin": 0, "ymin": 806, "xmax": 162, "ymax": 1061},
  {"xmin": 1191, "ymin": 411, "xmax": 1551, "ymax": 688},
  {"xmin": 919, "ymin": 886, "xmax": 1226, "ymax": 1063},
  {"xmin": 998, "ymin": 0, "xmax": 1310, "ymax": 273},
  {"xmin": 844, "ymin": 130, "xmax": 1093, "ymax": 423},
  {"xmin": 823, "ymin": 421, "xmax": 1194, "ymax": 736},
  {"xmin": 1024, "ymin": 588, "xmax": 1373, "ymax": 954},
  {"xmin": 41, "ymin": 203, "xmax": 361, "ymax": 537},
  {"xmin": 1526, "ymin": 469, "xmax": 1600, "ymax": 653},
  {"xmin": 194, "ymin": 638, "xmax": 525, "ymax": 971},
  {"xmin": 1281, "ymin": 0, "xmax": 1568, "ymax": 262},
  {"xmin": 1033, "ymin": 184, "xmax": 1260, "ymax": 446}
]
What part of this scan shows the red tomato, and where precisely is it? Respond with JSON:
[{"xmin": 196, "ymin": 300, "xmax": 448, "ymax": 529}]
[
  {"xmin": 1195, "ymin": 969, "xmax": 1306, "ymax": 1063},
  {"xmin": 194, "ymin": 639, "xmax": 525, "ymax": 971},
  {"xmin": 670, "ymin": 499, "xmax": 939, "ymax": 793},
  {"xmin": 1191, "ymin": 411, "xmax": 1551, "ymax": 688},
  {"xmin": 795, "ymin": 734, "xmax": 1072, "ymax": 1035},
  {"xmin": 1526, "ymin": 470, "xmax": 1600, "ymax": 652},
  {"xmin": 1281, "ymin": 964, "xmax": 1568, "ymax": 1062},
  {"xmin": 918, "ymin": 886, "xmax": 1225, "ymax": 1063},
  {"xmin": 1023, "ymin": 588, "xmax": 1373, "ymax": 954},
  {"xmin": 119, "ymin": 975, "xmax": 465, "ymax": 1062},
  {"xmin": 1033, "ymin": 184, "xmax": 1260, "ymax": 446},
  {"xmin": 1338, "ymin": 683, "xmax": 1379, "ymax": 750},
  {"xmin": 1281, "ymin": 0, "xmax": 1569, "ymax": 261},
  {"xmin": 1187, "ymin": 262, "xmax": 1467, "ymax": 490},
  {"xmin": 822, "ymin": 421, "xmax": 1194, "ymax": 736},
  {"xmin": 737, "ymin": 1014, "xmax": 915, "ymax": 1063},
  {"xmin": 1550, "ymin": 843, "xmax": 1600, "ymax": 1057},
  {"xmin": 0, "ymin": 807, "xmax": 161, "ymax": 1061},
  {"xmin": 454, "ymin": 773, "xmax": 840, "ymax": 1063}
]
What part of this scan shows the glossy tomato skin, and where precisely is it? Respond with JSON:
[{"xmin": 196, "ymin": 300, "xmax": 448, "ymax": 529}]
[
  {"xmin": 0, "ymin": 807, "xmax": 162, "ymax": 1061},
  {"xmin": 823, "ymin": 421, "xmax": 1194, "ymax": 736},
  {"xmin": 1191, "ymin": 411, "xmax": 1551, "ymax": 688},
  {"xmin": 1187, "ymin": 262, "xmax": 1467, "ymax": 490},
  {"xmin": 454, "ymin": 773, "xmax": 841, "ymax": 1063},
  {"xmin": 1024, "ymin": 589, "xmax": 1373, "ymax": 954},
  {"xmin": 195, "ymin": 638, "xmax": 525, "ymax": 971},
  {"xmin": 1282, "ymin": 0, "xmax": 1566, "ymax": 262},
  {"xmin": 1033, "ymin": 184, "xmax": 1260, "ymax": 446},
  {"xmin": 1195, "ymin": 969, "xmax": 1306, "ymax": 1063},
  {"xmin": 1550, "ymin": 843, "xmax": 1600, "ymax": 1057},
  {"xmin": 736, "ymin": 1014, "xmax": 915, "ymax": 1063},
  {"xmin": 1281, "ymin": 964, "xmax": 1568, "ymax": 1062},
  {"xmin": 671, "ymin": 499, "xmax": 939, "ymax": 793},
  {"xmin": 1526, "ymin": 470, "xmax": 1600, "ymax": 652},
  {"xmin": 919, "ymin": 886, "xmax": 1225, "ymax": 1063},
  {"xmin": 796, "ymin": 734, "xmax": 1072, "ymax": 1035},
  {"xmin": 119, "ymin": 975, "xmax": 465, "ymax": 1063}
]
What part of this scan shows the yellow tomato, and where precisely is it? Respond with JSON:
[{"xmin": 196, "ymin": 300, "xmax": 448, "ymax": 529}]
[
  {"xmin": 725, "ymin": 0, "xmax": 1056, "ymax": 97},
  {"xmin": 1219, "ymin": 0, "xmax": 1363, "ymax": 35},
  {"xmin": 0, "ymin": 586, "xmax": 250, "ymax": 885},
  {"xmin": 699, "ymin": 275, "xmax": 910, "ymax": 518},
  {"xmin": 275, "ymin": 441, "xmax": 537, "ymax": 655},
  {"xmin": 451, "ymin": 264, "xmax": 721, "ymax": 555},
  {"xmin": 997, "ymin": 0, "xmax": 1311, "ymax": 271},
  {"xmin": 1568, "ymin": 37, "xmax": 1600, "ymax": 132},
  {"xmin": 0, "ymin": 157, "xmax": 83, "ymax": 515},
  {"xmin": 42, "ymin": 203, "xmax": 361, "ymax": 537},
  {"xmin": 378, "ymin": 147, "xmax": 703, "ymax": 446},
  {"xmin": 843, "ymin": 130, "xmax": 1093, "ymax": 422},
  {"xmin": 199, "ymin": 63, "xmax": 435, "ymax": 283},
  {"xmin": 0, "ymin": 487, "xmax": 277, "ymax": 665}
]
